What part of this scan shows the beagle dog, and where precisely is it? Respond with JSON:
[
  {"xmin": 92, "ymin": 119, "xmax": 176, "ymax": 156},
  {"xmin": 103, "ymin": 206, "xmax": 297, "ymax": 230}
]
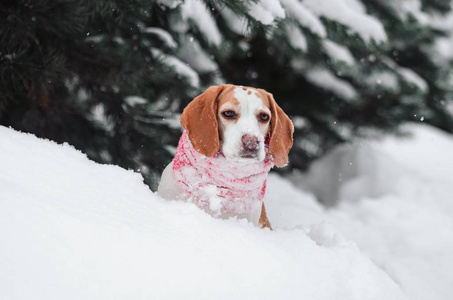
[{"xmin": 158, "ymin": 84, "xmax": 293, "ymax": 229}]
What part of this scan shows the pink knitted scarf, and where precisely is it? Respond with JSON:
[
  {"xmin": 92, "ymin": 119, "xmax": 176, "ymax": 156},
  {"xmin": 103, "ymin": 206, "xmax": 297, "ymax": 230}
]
[{"xmin": 172, "ymin": 130, "xmax": 273, "ymax": 215}]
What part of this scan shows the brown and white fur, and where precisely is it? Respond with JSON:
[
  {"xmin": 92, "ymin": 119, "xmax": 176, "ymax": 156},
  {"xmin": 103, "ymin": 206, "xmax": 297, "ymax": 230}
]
[{"xmin": 158, "ymin": 84, "xmax": 293, "ymax": 229}]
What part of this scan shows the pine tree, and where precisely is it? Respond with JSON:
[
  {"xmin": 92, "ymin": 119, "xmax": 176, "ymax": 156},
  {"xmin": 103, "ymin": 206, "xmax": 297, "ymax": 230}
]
[
  {"xmin": 204, "ymin": 0, "xmax": 453, "ymax": 169},
  {"xmin": 362, "ymin": 0, "xmax": 453, "ymax": 132},
  {"xmin": 0, "ymin": 0, "xmax": 198, "ymax": 188},
  {"xmin": 2, "ymin": 0, "xmax": 453, "ymax": 190}
]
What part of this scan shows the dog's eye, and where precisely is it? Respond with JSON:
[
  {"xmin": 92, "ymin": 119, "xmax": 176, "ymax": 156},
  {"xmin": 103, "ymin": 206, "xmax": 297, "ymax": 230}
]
[
  {"xmin": 259, "ymin": 113, "xmax": 270, "ymax": 122},
  {"xmin": 222, "ymin": 111, "xmax": 236, "ymax": 119}
]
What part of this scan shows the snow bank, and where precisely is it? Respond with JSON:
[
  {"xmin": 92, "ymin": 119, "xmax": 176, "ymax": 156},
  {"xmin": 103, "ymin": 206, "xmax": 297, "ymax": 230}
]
[
  {"xmin": 286, "ymin": 123, "xmax": 453, "ymax": 300},
  {"xmin": 0, "ymin": 126, "xmax": 406, "ymax": 300}
]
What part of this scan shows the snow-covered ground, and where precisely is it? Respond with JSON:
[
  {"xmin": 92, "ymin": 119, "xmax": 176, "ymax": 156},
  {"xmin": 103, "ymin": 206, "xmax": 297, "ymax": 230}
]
[
  {"xmin": 267, "ymin": 124, "xmax": 453, "ymax": 300},
  {"xmin": 1, "ymin": 123, "xmax": 452, "ymax": 300}
]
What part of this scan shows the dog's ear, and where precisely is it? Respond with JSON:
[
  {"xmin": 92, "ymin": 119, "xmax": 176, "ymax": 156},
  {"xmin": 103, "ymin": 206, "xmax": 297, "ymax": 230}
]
[
  {"xmin": 260, "ymin": 89, "xmax": 294, "ymax": 167},
  {"xmin": 180, "ymin": 85, "xmax": 226, "ymax": 157}
]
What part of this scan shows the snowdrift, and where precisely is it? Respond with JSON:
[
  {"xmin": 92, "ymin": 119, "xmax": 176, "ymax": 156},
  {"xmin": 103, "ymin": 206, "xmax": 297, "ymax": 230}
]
[
  {"xmin": 280, "ymin": 124, "xmax": 453, "ymax": 300},
  {"xmin": 1, "ymin": 124, "xmax": 452, "ymax": 299}
]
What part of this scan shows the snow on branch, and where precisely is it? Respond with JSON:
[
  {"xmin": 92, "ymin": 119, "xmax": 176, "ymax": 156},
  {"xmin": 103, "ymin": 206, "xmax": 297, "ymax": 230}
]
[
  {"xmin": 280, "ymin": 0, "xmax": 326, "ymax": 37},
  {"xmin": 151, "ymin": 48, "xmax": 200, "ymax": 87},
  {"xmin": 285, "ymin": 23, "xmax": 308, "ymax": 52},
  {"xmin": 382, "ymin": 57, "xmax": 428, "ymax": 93},
  {"xmin": 177, "ymin": 36, "xmax": 218, "ymax": 73},
  {"xmin": 156, "ymin": 0, "xmax": 183, "ymax": 9},
  {"xmin": 180, "ymin": 0, "xmax": 222, "ymax": 46},
  {"xmin": 304, "ymin": 0, "xmax": 387, "ymax": 43},
  {"xmin": 219, "ymin": 5, "xmax": 251, "ymax": 36},
  {"xmin": 247, "ymin": 0, "xmax": 285, "ymax": 25},
  {"xmin": 305, "ymin": 68, "xmax": 358, "ymax": 101},
  {"xmin": 322, "ymin": 40, "xmax": 355, "ymax": 66},
  {"xmin": 143, "ymin": 27, "xmax": 178, "ymax": 49}
]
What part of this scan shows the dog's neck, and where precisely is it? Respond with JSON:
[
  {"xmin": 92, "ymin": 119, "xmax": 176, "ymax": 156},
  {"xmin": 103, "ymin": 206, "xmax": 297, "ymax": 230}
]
[{"xmin": 172, "ymin": 130, "xmax": 273, "ymax": 216}]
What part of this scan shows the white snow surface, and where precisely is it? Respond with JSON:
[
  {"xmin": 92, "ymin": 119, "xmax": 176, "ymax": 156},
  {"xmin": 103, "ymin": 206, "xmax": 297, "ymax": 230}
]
[
  {"xmin": 1, "ymin": 122, "xmax": 452, "ymax": 299},
  {"xmin": 286, "ymin": 123, "xmax": 453, "ymax": 300}
]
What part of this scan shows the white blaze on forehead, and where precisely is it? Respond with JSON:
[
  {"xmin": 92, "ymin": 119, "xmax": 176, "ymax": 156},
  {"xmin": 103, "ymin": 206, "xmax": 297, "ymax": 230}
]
[
  {"xmin": 233, "ymin": 87, "xmax": 269, "ymax": 134},
  {"xmin": 233, "ymin": 87, "xmax": 263, "ymax": 114},
  {"xmin": 220, "ymin": 87, "xmax": 269, "ymax": 164}
]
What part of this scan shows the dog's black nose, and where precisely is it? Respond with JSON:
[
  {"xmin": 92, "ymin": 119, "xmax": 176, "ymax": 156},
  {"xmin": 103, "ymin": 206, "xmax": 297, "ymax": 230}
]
[{"xmin": 242, "ymin": 134, "xmax": 259, "ymax": 151}]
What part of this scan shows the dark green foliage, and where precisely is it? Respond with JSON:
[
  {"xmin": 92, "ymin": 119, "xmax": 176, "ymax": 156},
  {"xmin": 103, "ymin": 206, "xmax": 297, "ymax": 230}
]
[
  {"xmin": 0, "ymin": 0, "xmax": 192, "ymax": 189},
  {"xmin": 216, "ymin": 0, "xmax": 453, "ymax": 170},
  {"xmin": 2, "ymin": 0, "xmax": 453, "ymax": 190},
  {"xmin": 363, "ymin": 0, "xmax": 453, "ymax": 131}
]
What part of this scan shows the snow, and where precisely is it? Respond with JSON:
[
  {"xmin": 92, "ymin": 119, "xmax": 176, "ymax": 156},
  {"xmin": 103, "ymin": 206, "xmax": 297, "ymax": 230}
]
[
  {"xmin": 156, "ymin": 0, "xmax": 182, "ymax": 9},
  {"xmin": 177, "ymin": 36, "xmax": 218, "ymax": 73},
  {"xmin": 144, "ymin": 27, "xmax": 177, "ymax": 49},
  {"xmin": 90, "ymin": 103, "xmax": 115, "ymax": 131},
  {"xmin": 180, "ymin": 0, "xmax": 222, "ymax": 46},
  {"xmin": 280, "ymin": 0, "xmax": 326, "ymax": 37},
  {"xmin": 383, "ymin": 0, "xmax": 429, "ymax": 25},
  {"xmin": 397, "ymin": 66, "xmax": 429, "ymax": 92},
  {"xmin": 283, "ymin": 123, "xmax": 453, "ymax": 300},
  {"xmin": 247, "ymin": 0, "xmax": 285, "ymax": 25},
  {"xmin": 2, "ymin": 122, "xmax": 453, "ymax": 300},
  {"xmin": 1, "ymin": 125, "xmax": 410, "ymax": 300},
  {"xmin": 364, "ymin": 70, "xmax": 400, "ymax": 92},
  {"xmin": 151, "ymin": 48, "xmax": 200, "ymax": 87},
  {"xmin": 305, "ymin": 67, "xmax": 358, "ymax": 100},
  {"xmin": 219, "ymin": 6, "xmax": 250, "ymax": 36},
  {"xmin": 204, "ymin": 185, "xmax": 223, "ymax": 214},
  {"xmin": 431, "ymin": 12, "xmax": 453, "ymax": 64},
  {"xmin": 382, "ymin": 57, "xmax": 429, "ymax": 93},
  {"xmin": 285, "ymin": 24, "xmax": 308, "ymax": 52},
  {"xmin": 304, "ymin": 0, "xmax": 387, "ymax": 43},
  {"xmin": 124, "ymin": 95, "xmax": 148, "ymax": 106},
  {"xmin": 323, "ymin": 40, "xmax": 355, "ymax": 66},
  {"xmin": 433, "ymin": 36, "xmax": 453, "ymax": 63},
  {"xmin": 308, "ymin": 222, "xmax": 354, "ymax": 248}
]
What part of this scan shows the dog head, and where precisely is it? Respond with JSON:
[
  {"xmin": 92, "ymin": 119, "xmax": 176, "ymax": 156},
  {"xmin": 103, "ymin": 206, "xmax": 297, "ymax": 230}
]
[{"xmin": 180, "ymin": 84, "xmax": 294, "ymax": 167}]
